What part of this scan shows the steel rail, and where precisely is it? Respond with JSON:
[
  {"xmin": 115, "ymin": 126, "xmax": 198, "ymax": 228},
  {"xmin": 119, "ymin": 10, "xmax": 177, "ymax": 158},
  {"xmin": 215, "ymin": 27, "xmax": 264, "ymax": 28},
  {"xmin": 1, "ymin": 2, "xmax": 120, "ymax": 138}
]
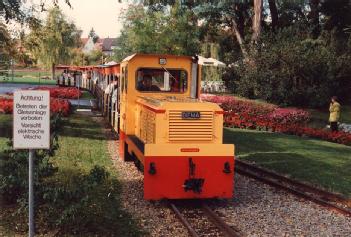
[
  {"xmin": 236, "ymin": 167, "xmax": 351, "ymax": 217},
  {"xmin": 236, "ymin": 160, "xmax": 351, "ymax": 206},
  {"xmin": 170, "ymin": 201, "xmax": 244, "ymax": 237},
  {"xmin": 201, "ymin": 204, "xmax": 243, "ymax": 237},
  {"xmin": 170, "ymin": 203, "xmax": 200, "ymax": 237}
]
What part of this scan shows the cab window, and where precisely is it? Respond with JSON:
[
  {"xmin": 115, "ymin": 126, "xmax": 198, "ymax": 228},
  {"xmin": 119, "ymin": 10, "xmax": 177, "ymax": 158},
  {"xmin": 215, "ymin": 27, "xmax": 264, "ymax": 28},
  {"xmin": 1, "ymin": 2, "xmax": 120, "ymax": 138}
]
[{"xmin": 136, "ymin": 68, "xmax": 187, "ymax": 92}]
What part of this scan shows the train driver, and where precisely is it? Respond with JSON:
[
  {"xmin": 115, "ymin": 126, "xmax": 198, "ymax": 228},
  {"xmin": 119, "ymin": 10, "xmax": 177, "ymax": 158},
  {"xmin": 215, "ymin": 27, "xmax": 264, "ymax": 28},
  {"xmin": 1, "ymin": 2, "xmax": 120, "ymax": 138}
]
[{"xmin": 138, "ymin": 75, "xmax": 161, "ymax": 91}]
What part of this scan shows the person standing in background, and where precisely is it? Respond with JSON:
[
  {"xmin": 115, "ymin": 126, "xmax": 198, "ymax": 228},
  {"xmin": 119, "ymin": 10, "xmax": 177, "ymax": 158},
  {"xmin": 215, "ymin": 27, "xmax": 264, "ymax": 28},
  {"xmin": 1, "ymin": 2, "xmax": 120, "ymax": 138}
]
[{"xmin": 329, "ymin": 96, "xmax": 341, "ymax": 132}]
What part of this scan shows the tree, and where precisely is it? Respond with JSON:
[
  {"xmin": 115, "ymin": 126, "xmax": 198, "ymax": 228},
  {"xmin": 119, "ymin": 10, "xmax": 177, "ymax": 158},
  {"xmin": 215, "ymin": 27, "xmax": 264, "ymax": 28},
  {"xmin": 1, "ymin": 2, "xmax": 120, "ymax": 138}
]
[
  {"xmin": 309, "ymin": 0, "xmax": 320, "ymax": 38},
  {"xmin": 25, "ymin": 7, "xmax": 81, "ymax": 79},
  {"xmin": 88, "ymin": 27, "xmax": 99, "ymax": 43},
  {"xmin": 251, "ymin": 0, "xmax": 263, "ymax": 42},
  {"xmin": 0, "ymin": 23, "xmax": 16, "ymax": 60},
  {"xmin": 113, "ymin": 3, "xmax": 200, "ymax": 61},
  {"xmin": 268, "ymin": 0, "xmax": 278, "ymax": 30},
  {"xmin": 0, "ymin": 0, "xmax": 71, "ymax": 23}
]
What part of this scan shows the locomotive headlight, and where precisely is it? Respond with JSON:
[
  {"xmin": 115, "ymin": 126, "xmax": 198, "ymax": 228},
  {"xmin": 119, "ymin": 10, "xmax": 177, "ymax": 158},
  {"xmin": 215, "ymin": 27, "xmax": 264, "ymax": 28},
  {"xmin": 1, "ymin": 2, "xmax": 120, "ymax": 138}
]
[{"xmin": 159, "ymin": 58, "xmax": 167, "ymax": 65}]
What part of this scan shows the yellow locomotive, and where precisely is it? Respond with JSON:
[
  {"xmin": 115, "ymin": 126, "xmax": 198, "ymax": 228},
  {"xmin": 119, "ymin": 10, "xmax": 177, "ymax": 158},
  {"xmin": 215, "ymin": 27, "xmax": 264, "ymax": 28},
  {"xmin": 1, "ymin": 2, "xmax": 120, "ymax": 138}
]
[{"xmin": 118, "ymin": 54, "xmax": 235, "ymax": 200}]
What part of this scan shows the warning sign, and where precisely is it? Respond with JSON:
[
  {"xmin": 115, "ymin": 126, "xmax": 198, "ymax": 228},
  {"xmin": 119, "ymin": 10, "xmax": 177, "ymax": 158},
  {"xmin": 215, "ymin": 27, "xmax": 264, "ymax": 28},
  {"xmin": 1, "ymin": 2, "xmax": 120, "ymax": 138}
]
[{"xmin": 13, "ymin": 90, "xmax": 50, "ymax": 149}]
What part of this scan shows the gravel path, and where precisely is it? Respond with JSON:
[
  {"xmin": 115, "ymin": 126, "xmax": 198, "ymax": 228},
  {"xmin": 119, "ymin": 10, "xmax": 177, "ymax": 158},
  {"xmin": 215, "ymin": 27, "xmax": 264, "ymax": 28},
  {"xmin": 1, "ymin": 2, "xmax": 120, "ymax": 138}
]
[{"xmin": 211, "ymin": 174, "xmax": 351, "ymax": 237}]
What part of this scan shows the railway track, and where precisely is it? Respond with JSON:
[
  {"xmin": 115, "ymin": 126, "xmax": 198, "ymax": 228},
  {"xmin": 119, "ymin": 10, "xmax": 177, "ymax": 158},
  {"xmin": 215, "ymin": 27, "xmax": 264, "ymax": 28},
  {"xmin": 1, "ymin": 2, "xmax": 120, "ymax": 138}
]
[
  {"xmin": 235, "ymin": 160, "xmax": 351, "ymax": 217},
  {"xmin": 170, "ymin": 201, "xmax": 243, "ymax": 237}
]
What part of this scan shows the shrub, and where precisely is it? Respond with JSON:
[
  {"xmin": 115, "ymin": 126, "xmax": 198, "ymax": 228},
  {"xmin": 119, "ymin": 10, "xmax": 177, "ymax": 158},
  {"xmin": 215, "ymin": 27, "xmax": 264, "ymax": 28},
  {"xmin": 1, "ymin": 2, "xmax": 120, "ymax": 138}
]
[
  {"xmin": 229, "ymin": 26, "xmax": 351, "ymax": 108},
  {"xmin": 0, "ymin": 114, "xmax": 61, "ymax": 204}
]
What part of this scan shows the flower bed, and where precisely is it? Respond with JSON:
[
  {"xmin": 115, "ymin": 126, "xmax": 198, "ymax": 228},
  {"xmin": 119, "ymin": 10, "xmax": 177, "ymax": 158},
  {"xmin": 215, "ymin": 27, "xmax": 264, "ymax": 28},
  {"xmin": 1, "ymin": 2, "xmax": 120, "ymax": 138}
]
[
  {"xmin": 0, "ymin": 97, "xmax": 71, "ymax": 116},
  {"xmin": 201, "ymin": 94, "xmax": 351, "ymax": 146},
  {"xmin": 50, "ymin": 98, "xmax": 71, "ymax": 116},
  {"xmin": 201, "ymin": 94, "xmax": 309, "ymax": 127},
  {"xmin": 0, "ymin": 98, "xmax": 13, "ymax": 114},
  {"xmin": 32, "ymin": 87, "xmax": 82, "ymax": 99},
  {"xmin": 5, "ymin": 87, "xmax": 82, "ymax": 99}
]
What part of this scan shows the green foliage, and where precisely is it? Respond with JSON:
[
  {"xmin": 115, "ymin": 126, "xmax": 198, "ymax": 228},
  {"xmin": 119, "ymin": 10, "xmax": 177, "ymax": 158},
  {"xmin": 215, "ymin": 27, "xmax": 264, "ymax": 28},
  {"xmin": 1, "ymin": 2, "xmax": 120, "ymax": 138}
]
[
  {"xmin": 0, "ymin": 23, "xmax": 16, "ymax": 61},
  {"xmin": 1, "ymin": 113, "xmax": 143, "ymax": 236},
  {"xmin": 86, "ymin": 49, "xmax": 103, "ymax": 65},
  {"xmin": 232, "ymin": 26, "xmax": 351, "ymax": 107},
  {"xmin": 39, "ymin": 165, "xmax": 136, "ymax": 236},
  {"xmin": 0, "ymin": 113, "xmax": 62, "ymax": 204},
  {"xmin": 24, "ymin": 7, "xmax": 81, "ymax": 70},
  {"xmin": 88, "ymin": 27, "xmax": 99, "ymax": 44},
  {"xmin": 69, "ymin": 48, "xmax": 86, "ymax": 66},
  {"xmin": 113, "ymin": 3, "xmax": 200, "ymax": 61},
  {"xmin": 0, "ymin": 0, "xmax": 71, "ymax": 23}
]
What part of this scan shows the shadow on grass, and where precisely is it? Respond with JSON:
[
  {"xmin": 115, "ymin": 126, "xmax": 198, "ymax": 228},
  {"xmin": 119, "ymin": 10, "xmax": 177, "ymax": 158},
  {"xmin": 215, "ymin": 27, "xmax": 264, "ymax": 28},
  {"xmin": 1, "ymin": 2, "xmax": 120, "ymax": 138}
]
[
  {"xmin": 0, "ymin": 127, "xmax": 11, "ymax": 138},
  {"xmin": 61, "ymin": 126, "xmax": 107, "ymax": 140},
  {"xmin": 224, "ymin": 128, "xmax": 287, "ymax": 154},
  {"xmin": 58, "ymin": 118, "xmax": 107, "ymax": 141}
]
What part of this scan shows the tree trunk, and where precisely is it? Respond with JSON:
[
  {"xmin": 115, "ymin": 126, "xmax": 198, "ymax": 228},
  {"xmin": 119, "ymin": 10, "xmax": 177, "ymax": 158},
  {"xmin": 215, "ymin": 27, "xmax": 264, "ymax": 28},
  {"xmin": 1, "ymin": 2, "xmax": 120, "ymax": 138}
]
[
  {"xmin": 309, "ymin": 0, "xmax": 320, "ymax": 38},
  {"xmin": 232, "ymin": 19, "xmax": 249, "ymax": 60},
  {"xmin": 236, "ymin": 5, "xmax": 245, "ymax": 37},
  {"xmin": 268, "ymin": 0, "xmax": 278, "ymax": 30},
  {"xmin": 51, "ymin": 63, "xmax": 55, "ymax": 81},
  {"xmin": 251, "ymin": 0, "xmax": 263, "ymax": 42}
]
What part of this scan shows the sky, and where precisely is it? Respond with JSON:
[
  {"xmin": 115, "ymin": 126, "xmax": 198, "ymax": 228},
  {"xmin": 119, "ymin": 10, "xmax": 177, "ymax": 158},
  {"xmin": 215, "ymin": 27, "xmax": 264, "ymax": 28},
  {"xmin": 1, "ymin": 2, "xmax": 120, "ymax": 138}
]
[{"xmin": 57, "ymin": 0, "xmax": 129, "ymax": 38}]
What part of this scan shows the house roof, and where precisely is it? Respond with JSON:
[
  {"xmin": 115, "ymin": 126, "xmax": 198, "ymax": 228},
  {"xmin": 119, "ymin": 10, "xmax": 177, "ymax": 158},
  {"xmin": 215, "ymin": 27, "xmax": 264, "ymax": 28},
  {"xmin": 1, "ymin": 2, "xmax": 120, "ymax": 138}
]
[
  {"xmin": 101, "ymin": 38, "xmax": 118, "ymax": 51},
  {"xmin": 81, "ymin": 38, "xmax": 89, "ymax": 45},
  {"xmin": 81, "ymin": 37, "xmax": 119, "ymax": 52}
]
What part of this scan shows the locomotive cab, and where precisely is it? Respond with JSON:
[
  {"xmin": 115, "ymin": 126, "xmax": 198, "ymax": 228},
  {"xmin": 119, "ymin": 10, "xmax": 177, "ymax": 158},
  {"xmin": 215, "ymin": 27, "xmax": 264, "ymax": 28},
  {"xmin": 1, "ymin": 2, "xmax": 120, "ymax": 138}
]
[{"xmin": 118, "ymin": 54, "xmax": 234, "ymax": 200}]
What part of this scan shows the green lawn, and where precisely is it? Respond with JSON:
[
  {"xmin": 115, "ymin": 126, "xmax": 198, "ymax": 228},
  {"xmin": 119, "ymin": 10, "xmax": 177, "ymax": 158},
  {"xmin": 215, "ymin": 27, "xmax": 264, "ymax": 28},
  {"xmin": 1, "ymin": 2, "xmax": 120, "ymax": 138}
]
[
  {"xmin": 13, "ymin": 70, "xmax": 51, "ymax": 77},
  {"xmin": 224, "ymin": 128, "xmax": 351, "ymax": 197},
  {"xmin": 0, "ymin": 113, "xmax": 143, "ymax": 236},
  {"xmin": 0, "ymin": 76, "xmax": 57, "ymax": 85},
  {"xmin": 80, "ymin": 90, "xmax": 95, "ymax": 99}
]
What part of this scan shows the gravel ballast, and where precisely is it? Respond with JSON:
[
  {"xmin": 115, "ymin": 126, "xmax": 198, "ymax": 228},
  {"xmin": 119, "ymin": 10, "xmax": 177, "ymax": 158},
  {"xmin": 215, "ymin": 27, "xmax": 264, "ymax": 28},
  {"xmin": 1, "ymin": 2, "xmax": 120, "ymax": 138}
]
[
  {"xmin": 99, "ymin": 118, "xmax": 350, "ymax": 236},
  {"xmin": 212, "ymin": 174, "xmax": 351, "ymax": 237}
]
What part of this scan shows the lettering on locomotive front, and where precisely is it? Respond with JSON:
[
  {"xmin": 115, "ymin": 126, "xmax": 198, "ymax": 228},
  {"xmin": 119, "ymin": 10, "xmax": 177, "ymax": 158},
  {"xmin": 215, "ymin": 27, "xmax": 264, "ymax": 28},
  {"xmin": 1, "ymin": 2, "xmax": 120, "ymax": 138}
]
[{"xmin": 181, "ymin": 111, "xmax": 201, "ymax": 119}]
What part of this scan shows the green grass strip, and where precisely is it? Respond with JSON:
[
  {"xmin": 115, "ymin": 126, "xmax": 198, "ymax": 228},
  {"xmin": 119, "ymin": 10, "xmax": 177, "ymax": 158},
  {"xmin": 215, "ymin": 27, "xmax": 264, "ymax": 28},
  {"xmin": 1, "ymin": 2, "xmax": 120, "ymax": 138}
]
[
  {"xmin": 224, "ymin": 128, "xmax": 351, "ymax": 197},
  {"xmin": 0, "ymin": 76, "xmax": 57, "ymax": 85}
]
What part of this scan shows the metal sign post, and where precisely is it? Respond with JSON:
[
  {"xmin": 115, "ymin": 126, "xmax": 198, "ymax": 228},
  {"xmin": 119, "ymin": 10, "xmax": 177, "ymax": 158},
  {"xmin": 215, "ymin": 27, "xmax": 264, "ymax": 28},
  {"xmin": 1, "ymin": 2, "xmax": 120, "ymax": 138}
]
[
  {"xmin": 29, "ymin": 149, "xmax": 34, "ymax": 237},
  {"xmin": 13, "ymin": 90, "xmax": 50, "ymax": 237}
]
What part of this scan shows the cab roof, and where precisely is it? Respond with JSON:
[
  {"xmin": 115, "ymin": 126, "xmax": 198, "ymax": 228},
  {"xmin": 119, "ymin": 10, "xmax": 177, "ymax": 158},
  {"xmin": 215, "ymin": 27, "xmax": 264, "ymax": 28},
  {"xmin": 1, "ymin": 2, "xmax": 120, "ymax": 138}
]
[{"xmin": 122, "ymin": 53, "xmax": 193, "ymax": 63}]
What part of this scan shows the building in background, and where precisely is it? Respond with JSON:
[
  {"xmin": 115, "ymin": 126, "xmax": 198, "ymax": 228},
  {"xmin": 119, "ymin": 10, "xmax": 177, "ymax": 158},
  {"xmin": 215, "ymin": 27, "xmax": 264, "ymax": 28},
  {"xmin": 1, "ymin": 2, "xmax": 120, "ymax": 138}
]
[{"xmin": 81, "ymin": 37, "xmax": 119, "ymax": 56}]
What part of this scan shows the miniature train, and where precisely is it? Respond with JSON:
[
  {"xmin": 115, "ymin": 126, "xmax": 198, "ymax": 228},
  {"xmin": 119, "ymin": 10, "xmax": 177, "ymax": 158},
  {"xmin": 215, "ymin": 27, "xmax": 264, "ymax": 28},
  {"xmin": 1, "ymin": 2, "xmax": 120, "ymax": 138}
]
[{"xmin": 56, "ymin": 54, "xmax": 235, "ymax": 200}]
